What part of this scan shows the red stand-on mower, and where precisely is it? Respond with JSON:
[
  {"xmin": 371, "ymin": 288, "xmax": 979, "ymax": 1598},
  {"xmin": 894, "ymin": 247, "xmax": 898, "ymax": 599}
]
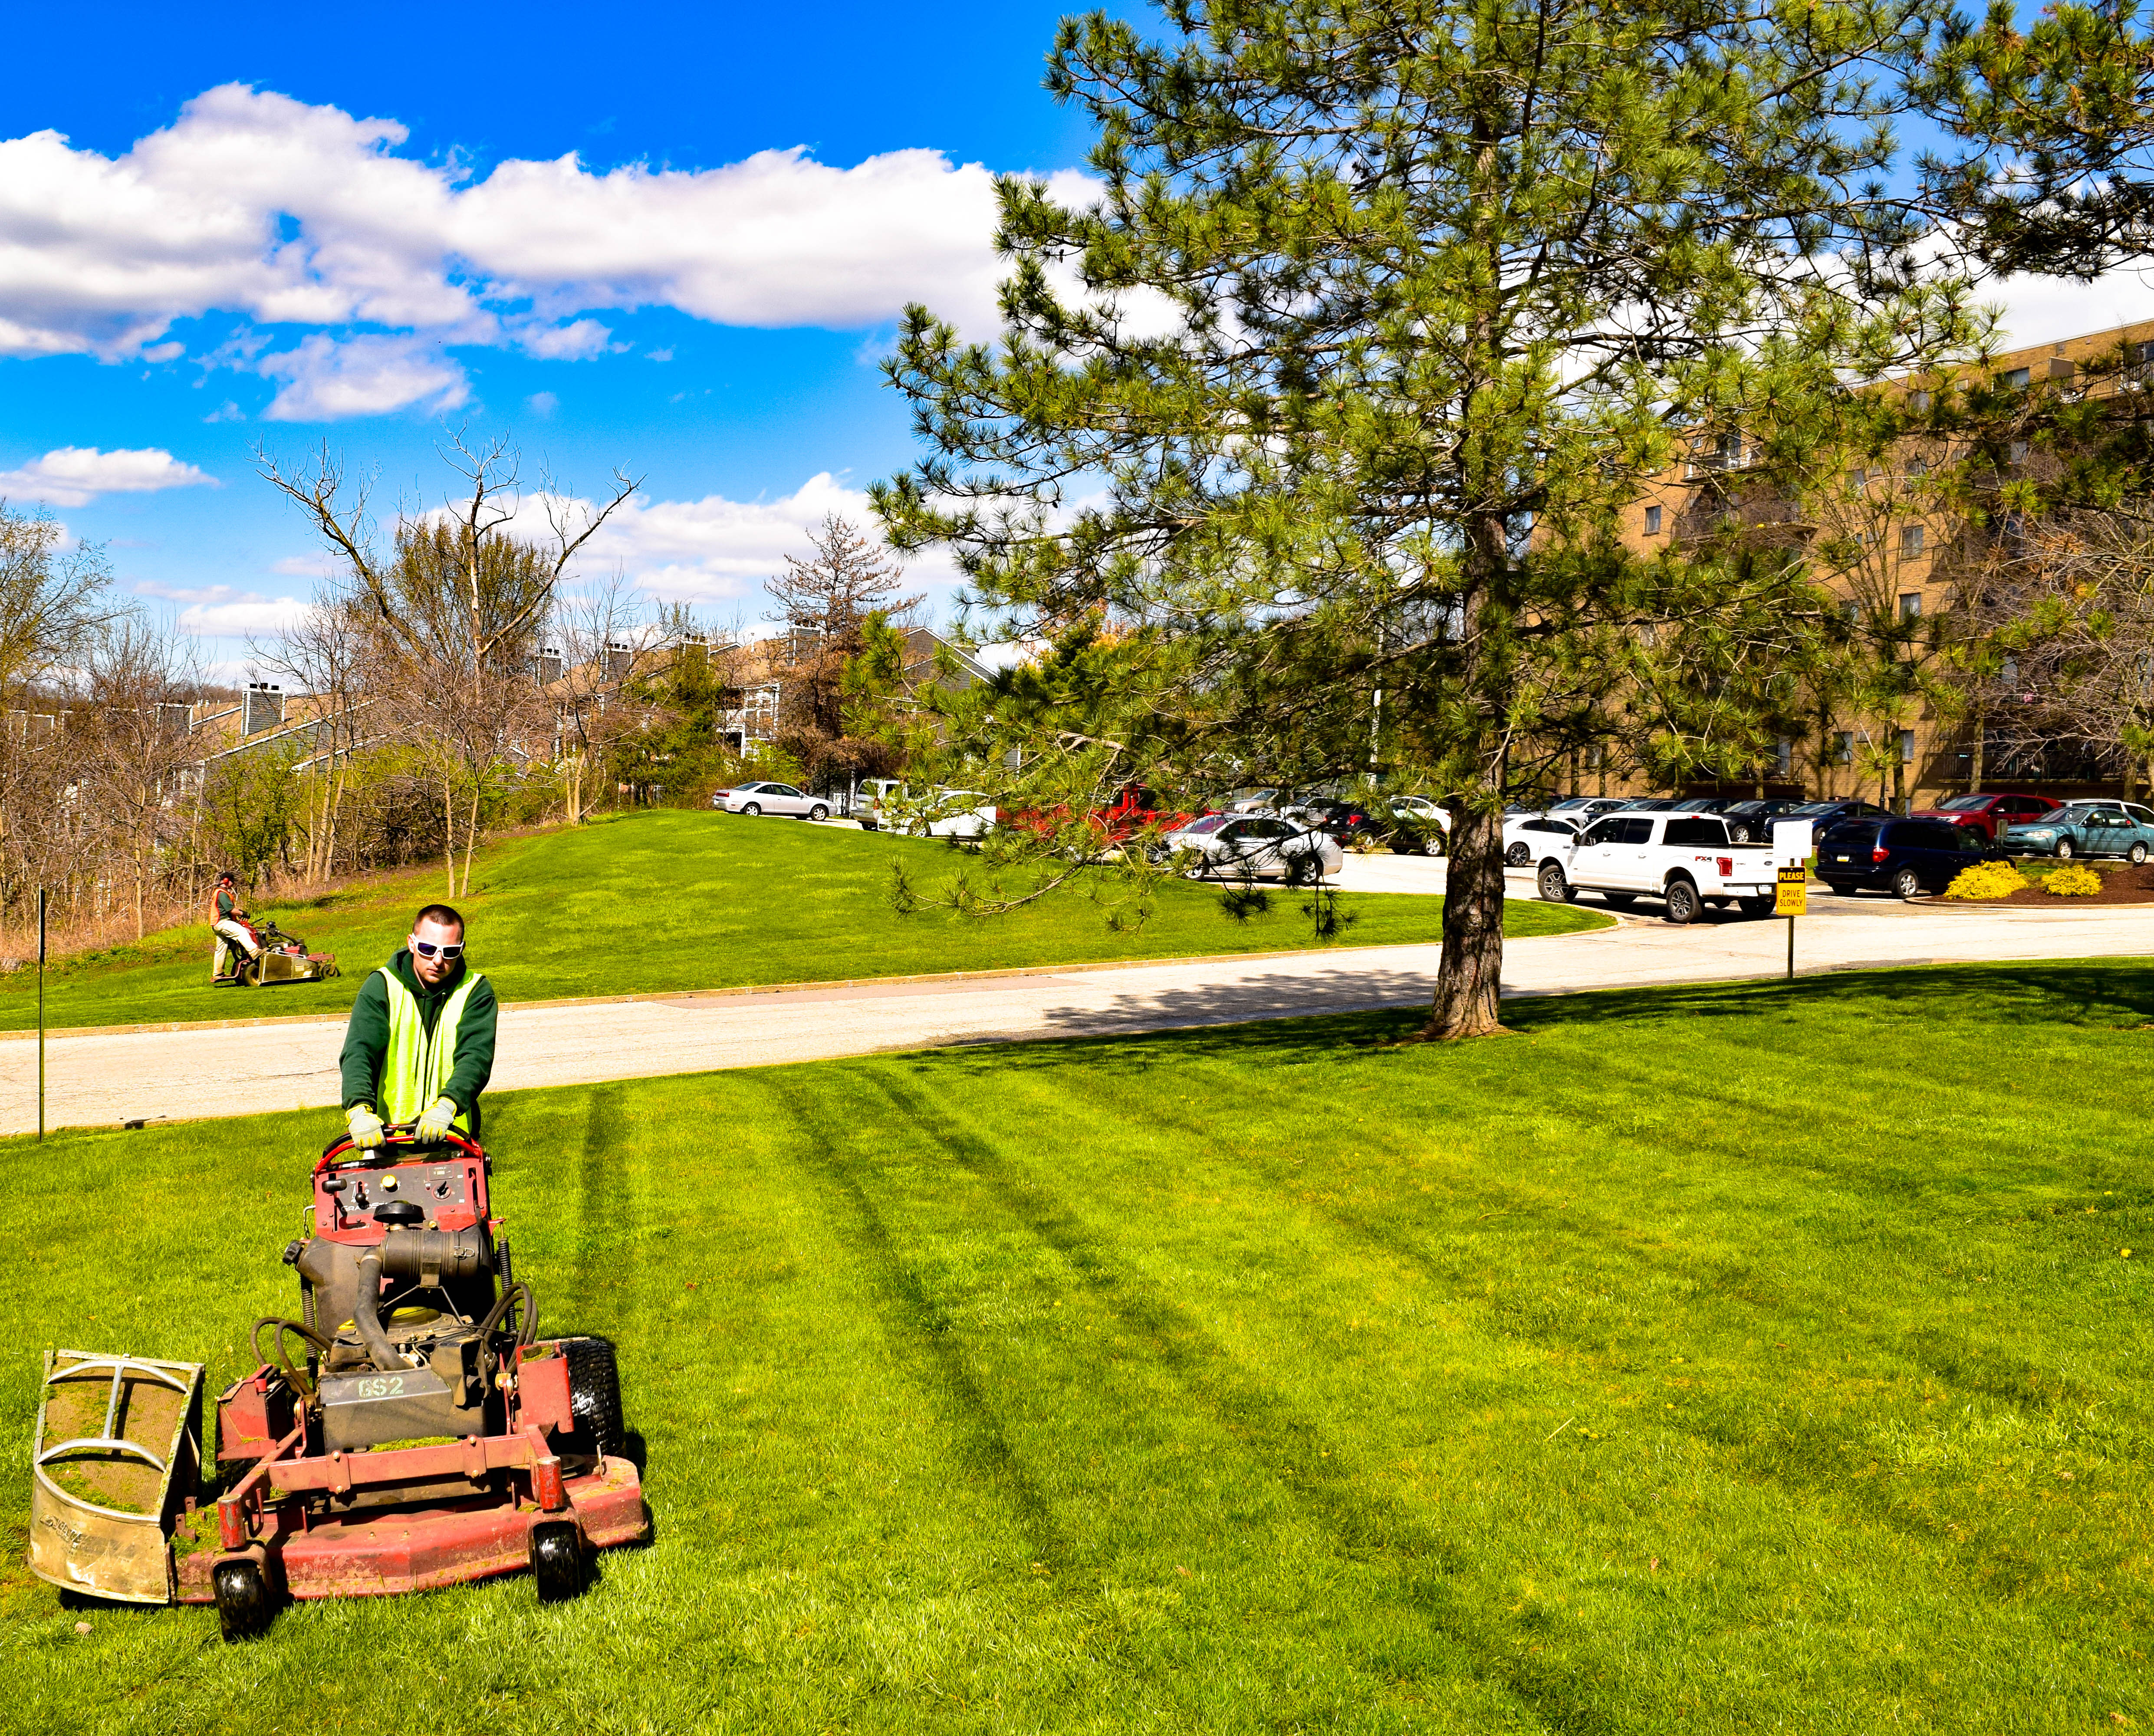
[{"xmin": 29, "ymin": 1125, "xmax": 648, "ymax": 1639}]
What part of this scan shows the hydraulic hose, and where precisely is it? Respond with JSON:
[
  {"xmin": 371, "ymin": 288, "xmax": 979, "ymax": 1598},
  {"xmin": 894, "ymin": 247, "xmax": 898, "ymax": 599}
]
[
  {"xmin": 473, "ymin": 1280, "xmax": 538, "ymax": 1394},
  {"xmin": 352, "ymin": 1248, "xmax": 407, "ymax": 1374},
  {"xmin": 250, "ymin": 1317, "xmax": 333, "ymax": 1395}
]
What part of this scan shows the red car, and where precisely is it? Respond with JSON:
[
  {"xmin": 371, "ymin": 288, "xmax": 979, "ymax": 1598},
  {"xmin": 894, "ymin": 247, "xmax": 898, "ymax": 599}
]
[{"xmin": 1908, "ymin": 792, "xmax": 2062, "ymax": 842}]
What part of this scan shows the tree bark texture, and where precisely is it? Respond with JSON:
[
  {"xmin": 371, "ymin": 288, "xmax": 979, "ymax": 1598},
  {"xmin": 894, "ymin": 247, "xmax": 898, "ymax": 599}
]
[{"xmin": 1422, "ymin": 796, "xmax": 1506, "ymax": 1040}]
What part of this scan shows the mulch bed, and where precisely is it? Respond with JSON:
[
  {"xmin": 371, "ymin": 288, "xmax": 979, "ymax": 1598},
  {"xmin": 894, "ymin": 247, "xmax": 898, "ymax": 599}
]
[{"xmin": 1960, "ymin": 862, "xmax": 2154, "ymax": 906}]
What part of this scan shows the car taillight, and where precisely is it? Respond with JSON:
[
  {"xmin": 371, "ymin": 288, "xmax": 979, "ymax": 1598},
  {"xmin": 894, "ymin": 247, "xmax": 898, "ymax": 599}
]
[
  {"xmin": 1871, "ymin": 845, "xmax": 1889, "ymax": 863},
  {"xmin": 1717, "ymin": 857, "xmax": 1732, "ymax": 876}
]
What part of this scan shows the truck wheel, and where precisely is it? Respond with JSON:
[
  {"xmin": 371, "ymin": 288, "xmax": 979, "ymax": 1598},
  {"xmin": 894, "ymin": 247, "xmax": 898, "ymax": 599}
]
[
  {"xmin": 1537, "ymin": 861, "xmax": 1574, "ymax": 903},
  {"xmin": 213, "ymin": 1558, "xmax": 275, "ymax": 1642},
  {"xmin": 1505, "ymin": 842, "xmax": 1530, "ymax": 867},
  {"xmin": 529, "ymin": 1520, "xmax": 586, "ymax": 1603},
  {"xmin": 1893, "ymin": 866, "xmax": 1922, "ymax": 900},
  {"xmin": 1663, "ymin": 878, "xmax": 1700, "ymax": 924},
  {"xmin": 809, "ymin": 804, "xmax": 829, "ymax": 822},
  {"xmin": 556, "ymin": 1335, "xmax": 626, "ymax": 1462}
]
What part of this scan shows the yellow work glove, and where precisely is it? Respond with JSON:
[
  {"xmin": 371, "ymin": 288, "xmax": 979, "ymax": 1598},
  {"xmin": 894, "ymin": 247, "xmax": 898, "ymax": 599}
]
[
  {"xmin": 345, "ymin": 1105, "xmax": 385, "ymax": 1149},
  {"xmin": 415, "ymin": 1096, "xmax": 459, "ymax": 1142}
]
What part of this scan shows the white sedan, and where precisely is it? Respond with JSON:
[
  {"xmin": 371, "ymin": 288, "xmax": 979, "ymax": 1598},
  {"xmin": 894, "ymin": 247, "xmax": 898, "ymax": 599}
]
[
  {"xmin": 1502, "ymin": 812, "xmax": 1580, "ymax": 867},
  {"xmin": 1161, "ymin": 813, "xmax": 1344, "ymax": 881},
  {"xmin": 714, "ymin": 781, "xmax": 831, "ymax": 821}
]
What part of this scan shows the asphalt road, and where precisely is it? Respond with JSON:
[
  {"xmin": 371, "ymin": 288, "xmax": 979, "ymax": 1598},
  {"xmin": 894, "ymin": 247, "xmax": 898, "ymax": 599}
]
[{"xmin": 1, "ymin": 870, "xmax": 2146, "ymax": 1136}]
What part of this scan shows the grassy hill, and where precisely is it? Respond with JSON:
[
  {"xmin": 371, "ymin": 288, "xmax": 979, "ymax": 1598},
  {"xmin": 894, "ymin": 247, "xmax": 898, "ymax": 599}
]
[
  {"xmin": 3, "ymin": 962, "xmax": 2147, "ymax": 1731},
  {"xmin": 0, "ymin": 810, "xmax": 1603, "ymax": 1032}
]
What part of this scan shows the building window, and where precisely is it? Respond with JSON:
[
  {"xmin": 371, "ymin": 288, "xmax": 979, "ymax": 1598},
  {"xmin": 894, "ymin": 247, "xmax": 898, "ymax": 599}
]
[
  {"xmin": 2008, "ymin": 439, "xmax": 2029, "ymax": 465},
  {"xmin": 1898, "ymin": 592, "xmax": 1922, "ymax": 621},
  {"xmin": 1841, "ymin": 600, "xmax": 1860, "ymax": 623},
  {"xmin": 1847, "ymin": 467, "xmax": 1866, "ymax": 490},
  {"xmin": 1909, "ymin": 389, "xmax": 1933, "ymax": 412},
  {"xmin": 1773, "ymin": 737, "xmax": 1792, "ymax": 775},
  {"xmin": 1644, "ymin": 504, "xmax": 1662, "ymax": 534},
  {"xmin": 1834, "ymin": 731, "xmax": 1855, "ymax": 765},
  {"xmin": 1901, "ymin": 523, "xmax": 1925, "ymax": 557},
  {"xmin": 1908, "ymin": 457, "xmax": 1929, "ymax": 478},
  {"xmin": 2002, "ymin": 366, "xmax": 2030, "ymax": 390},
  {"xmin": 1899, "ymin": 729, "xmax": 1916, "ymax": 764}
]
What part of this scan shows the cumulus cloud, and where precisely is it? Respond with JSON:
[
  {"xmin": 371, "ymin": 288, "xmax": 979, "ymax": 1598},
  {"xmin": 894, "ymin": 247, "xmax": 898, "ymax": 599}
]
[
  {"xmin": 1986, "ymin": 265, "xmax": 2154, "ymax": 352},
  {"xmin": 0, "ymin": 445, "xmax": 215, "ymax": 507},
  {"xmin": 463, "ymin": 471, "xmax": 961, "ymax": 607},
  {"xmin": 0, "ymin": 83, "xmax": 1043, "ymax": 398},
  {"xmin": 133, "ymin": 579, "xmax": 309, "ymax": 638},
  {"xmin": 258, "ymin": 333, "xmax": 468, "ymax": 420}
]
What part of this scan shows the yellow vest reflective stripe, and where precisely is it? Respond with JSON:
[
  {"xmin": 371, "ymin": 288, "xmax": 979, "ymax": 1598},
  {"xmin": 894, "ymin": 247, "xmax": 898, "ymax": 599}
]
[{"xmin": 377, "ymin": 968, "xmax": 485, "ymax": 1129}]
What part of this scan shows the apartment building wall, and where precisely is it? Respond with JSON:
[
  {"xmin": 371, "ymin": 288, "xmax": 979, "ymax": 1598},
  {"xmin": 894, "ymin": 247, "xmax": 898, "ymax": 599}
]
[{"xmin": 1586, "ymin": 319, "xmax": 2154, "ymax": 807}]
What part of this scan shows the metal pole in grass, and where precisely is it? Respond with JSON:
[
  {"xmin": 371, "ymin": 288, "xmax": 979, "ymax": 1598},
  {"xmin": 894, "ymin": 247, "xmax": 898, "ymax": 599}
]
[{"xmin": 36, "ymin": 887, "xmax": 47, "ymax": 1140}]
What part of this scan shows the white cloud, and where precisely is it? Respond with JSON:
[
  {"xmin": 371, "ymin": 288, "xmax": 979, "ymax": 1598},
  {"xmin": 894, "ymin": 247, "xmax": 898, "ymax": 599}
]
[
  {"xmin": 133, "ymin": 579, "xmax": 309, "ymax": 637},
  {"xmin": 258, "ymin": 333, "xmax": 468, "ymax": 420},
  {"xmin": 1987, "ymin": 264, "xmax": 2154, "ymax": 351},
  {"xmin": 524, "ymin": 390, "xmax": 559, "ymax": 418},
  {"xmin": 0, "ymin": 83, "xmax": 1042, "ymax": 402},
  {"xmin": 461, "ymin": 471, "xmax": 961, "ymax": 607},
  {"xmin": 0, "ymin": 445, "xmax": 215, "ymax": 507}
]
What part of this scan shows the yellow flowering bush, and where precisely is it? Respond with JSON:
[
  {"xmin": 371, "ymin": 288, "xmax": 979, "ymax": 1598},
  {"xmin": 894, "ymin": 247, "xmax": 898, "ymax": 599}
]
[
  {"xmin": 1942, "ymin": 860, "xmax": 2031, "ymax": 900},
  {"xmin": 2044, "ymin": 862, "xmax": 2104, "ymax": 898}
]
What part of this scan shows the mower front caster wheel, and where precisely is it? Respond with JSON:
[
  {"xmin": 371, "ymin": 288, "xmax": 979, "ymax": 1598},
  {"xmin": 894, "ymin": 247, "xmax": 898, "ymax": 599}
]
[
  {"xmin": 213, "ymin": 1557, "xmax": 276, "ymax": 1642},
  {"xmin": 530, "ymin": 1520, "xmax": 587, "ymax": 1603}
]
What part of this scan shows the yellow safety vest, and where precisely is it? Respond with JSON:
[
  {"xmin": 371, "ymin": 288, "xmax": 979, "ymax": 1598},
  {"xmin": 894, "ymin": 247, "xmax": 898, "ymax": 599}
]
[{"xmin": 376, "ymin": 968, "xmax": 486, "ymax": 1131}]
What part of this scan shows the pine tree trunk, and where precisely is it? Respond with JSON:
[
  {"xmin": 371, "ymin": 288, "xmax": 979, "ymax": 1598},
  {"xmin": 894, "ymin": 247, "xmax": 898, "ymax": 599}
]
[
  {"xmin": 1969, "ymin": 707, "xmax": 1985, "ymax": 795},
  {"xmin": 1421, "ymin": 795, "xmax": 1506, "ymax": 1041}
]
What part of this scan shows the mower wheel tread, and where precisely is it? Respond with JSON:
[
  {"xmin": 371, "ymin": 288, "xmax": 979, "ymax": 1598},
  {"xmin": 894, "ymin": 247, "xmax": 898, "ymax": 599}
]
[
  {"xmin": 530, "ymin": 1520, "xmax": 586, "ymax": 1602},
  {"xmin": 557, "ymin": 1335, "xmax": 625, "ymax": 1461},
  {"xmin": 213, "ymin": 1558, "xmax": 275, "ymax": 1641}
]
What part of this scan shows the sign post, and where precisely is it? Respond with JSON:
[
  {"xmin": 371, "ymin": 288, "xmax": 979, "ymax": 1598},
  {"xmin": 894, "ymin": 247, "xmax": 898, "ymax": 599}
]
[
  {"xmin": 36, "ymin": 888, "xmax": 47, "ymax": 1141},
  {"xmin": 1770, "ymin": 821, "xmax": 1813, "ymax": 984}
]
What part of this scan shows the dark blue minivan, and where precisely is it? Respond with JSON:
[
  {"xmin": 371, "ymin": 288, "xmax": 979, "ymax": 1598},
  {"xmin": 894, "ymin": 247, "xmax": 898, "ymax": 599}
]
[{"xmin": 1816, "ymin": 817, "xmax": 1985, "ymax": 898}]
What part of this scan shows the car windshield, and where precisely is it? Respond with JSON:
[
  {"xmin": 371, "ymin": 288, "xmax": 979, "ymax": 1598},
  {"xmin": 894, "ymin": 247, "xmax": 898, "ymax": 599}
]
[
  {"xmin": 1179, "ymin": 814, "xmax": 1233, "ymax": 834},
  {"xmin": 1935, "ymin": 795, "xmax": 1989, "ymax": 812},
  {"xmin": 1822, "ymin": 821, "xmax": 1883, "ymax": 844}
]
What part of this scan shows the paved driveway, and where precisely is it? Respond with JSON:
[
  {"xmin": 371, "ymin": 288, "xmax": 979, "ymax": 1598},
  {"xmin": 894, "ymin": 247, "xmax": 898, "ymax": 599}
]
[{"xmin": 2, "ymin": 888, "xmax": 2146, "ymax": 1136}]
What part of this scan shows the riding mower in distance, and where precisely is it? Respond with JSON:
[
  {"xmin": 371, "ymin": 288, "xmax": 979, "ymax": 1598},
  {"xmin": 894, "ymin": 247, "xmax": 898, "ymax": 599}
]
[
  {"xmin": 212, "ymin": 916, "xmax": 341, "ymax": 988},
  {"xmin": 29, "ymin": 1124, "xmax": 648, "ymax": 1639}
]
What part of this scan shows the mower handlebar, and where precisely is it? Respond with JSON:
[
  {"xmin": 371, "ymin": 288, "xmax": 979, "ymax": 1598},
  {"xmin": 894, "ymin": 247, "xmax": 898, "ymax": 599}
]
[{"xmin": 316, "ymin": 1121, "xmax": 485, "ymax": 1172}]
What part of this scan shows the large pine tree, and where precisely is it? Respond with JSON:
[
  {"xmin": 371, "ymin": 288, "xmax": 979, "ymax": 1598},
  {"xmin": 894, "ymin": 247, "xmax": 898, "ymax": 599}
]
[{"xmin": 877, "ymin": 0, "xmax": 1973, "ymax": 1037}]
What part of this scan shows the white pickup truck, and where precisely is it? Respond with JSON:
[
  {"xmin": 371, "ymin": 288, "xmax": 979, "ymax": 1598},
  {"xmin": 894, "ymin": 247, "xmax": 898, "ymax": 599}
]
[{"xmin": 1533, "ymin": 810, "xmax": 1777, "ymax": 923}]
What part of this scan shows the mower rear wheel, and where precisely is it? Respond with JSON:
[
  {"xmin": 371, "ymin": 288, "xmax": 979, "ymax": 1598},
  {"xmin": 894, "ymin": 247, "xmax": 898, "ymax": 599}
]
[
  {"xmin": 529, "ymin": 1520, "xmax": 586, "ymax": 1603},
  {"xmin": 213, "ymin": 1558, "xmax": 274, "ymax": 1642},
  {"xmin": 557, "ymin": 1335, "xmax": 626, "ymax": 1461}
]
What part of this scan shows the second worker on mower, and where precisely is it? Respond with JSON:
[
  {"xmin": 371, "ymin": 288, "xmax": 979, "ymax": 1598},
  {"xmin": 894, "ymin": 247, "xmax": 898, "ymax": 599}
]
[{"xmin": 340, "ymin": 902, "xmax": 497, "ymax": 1149}]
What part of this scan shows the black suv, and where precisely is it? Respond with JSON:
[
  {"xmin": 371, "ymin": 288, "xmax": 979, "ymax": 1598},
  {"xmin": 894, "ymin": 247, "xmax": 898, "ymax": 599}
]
[{"xmin": 1816, "ymin": 817, "xmax": 1985, "ymax": 898}]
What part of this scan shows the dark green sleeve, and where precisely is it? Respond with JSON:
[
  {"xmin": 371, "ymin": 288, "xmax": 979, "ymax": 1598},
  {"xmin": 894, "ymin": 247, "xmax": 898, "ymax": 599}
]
[
  {"xmin": 444, "ymin": 976, "xmax": 497, "ymax": 1112},
  {"xmin": 339, "ymin": 971, "xmax": 391, "ymax": 1110}
]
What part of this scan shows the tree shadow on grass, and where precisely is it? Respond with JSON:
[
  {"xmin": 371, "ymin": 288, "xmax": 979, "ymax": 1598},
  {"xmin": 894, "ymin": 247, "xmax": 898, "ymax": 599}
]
[{"xmin": 901, "ymin": 959, "xmax": 2154, "ymax": 1084}]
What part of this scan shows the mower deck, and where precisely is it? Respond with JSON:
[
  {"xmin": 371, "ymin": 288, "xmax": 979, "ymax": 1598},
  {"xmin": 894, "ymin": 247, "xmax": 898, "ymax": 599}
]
[{"xmin": 173, "ymin": 1453, "xmax": 644, "ymax": 1601}]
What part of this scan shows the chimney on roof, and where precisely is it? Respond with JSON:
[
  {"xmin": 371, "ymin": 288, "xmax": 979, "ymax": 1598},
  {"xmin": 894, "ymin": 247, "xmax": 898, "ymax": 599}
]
[
  {"xmin": 538, "ymin": 645, "xmax": 563, "ymax": 687},
  {"xmin": 606, "ymin": 641, "xmax": 633, "ymax": 682},
  {"xmin": 244, "ymin": 681, "xmax": 283, "ymax": 735}
]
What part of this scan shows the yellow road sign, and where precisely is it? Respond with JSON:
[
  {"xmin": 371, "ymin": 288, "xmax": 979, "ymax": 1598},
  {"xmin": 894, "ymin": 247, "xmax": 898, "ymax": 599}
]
[{"xmin": 1775, "ymin": 865, "xmax": 1808, "ymax": 917}]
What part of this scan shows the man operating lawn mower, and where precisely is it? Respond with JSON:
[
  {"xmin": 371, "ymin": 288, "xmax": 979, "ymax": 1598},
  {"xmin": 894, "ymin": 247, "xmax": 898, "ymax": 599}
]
[
  {"xmin": 208, "ymin": 871, "xmax": 261, "ymax": 984},
  {"xmin": 340, "ymin": 902, "xmax": 497, "ymax": 1147}
]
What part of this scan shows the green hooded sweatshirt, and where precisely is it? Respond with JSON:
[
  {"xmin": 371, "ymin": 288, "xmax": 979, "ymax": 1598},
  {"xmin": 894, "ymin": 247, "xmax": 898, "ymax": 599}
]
[{"xmin": 339, "ymin": 949, "xmax": 498, "ymax": 1135}]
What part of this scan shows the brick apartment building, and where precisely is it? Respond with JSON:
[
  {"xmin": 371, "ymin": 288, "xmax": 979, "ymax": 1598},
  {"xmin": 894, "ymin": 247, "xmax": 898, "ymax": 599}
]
[{"xmin": 1587, "ymin": 317, "xmax": 2154, "ymax": 810}]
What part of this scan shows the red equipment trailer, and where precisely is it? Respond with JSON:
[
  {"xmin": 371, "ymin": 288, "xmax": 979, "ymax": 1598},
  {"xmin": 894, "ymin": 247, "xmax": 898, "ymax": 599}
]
[{"xmin": 31, "ymin": 1125, "xmax": 648, "ymax": 1638}]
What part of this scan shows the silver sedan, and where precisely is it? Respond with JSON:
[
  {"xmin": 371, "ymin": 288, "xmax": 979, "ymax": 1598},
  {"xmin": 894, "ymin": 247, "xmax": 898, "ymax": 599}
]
[
  {"xmin": 714, "ymin": 781, "xmax": 831, "ymax": 820},
  {"xmin": 1161, "ymin": 814, "xmax": 1345, "ymax": 881}
]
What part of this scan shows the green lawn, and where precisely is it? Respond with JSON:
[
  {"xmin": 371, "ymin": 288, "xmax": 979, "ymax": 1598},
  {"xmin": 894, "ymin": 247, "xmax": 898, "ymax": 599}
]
[
  {"xmin": 0, "ymin": 810, "xmax": 1599, "ymax": 1032},
  {"xmin": 5, "ymin": 962, "xmax": 2151, "ymax": 1733}
]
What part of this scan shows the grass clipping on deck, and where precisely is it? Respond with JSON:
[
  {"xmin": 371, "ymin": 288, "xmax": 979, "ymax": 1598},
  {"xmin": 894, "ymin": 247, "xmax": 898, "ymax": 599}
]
[{"xmin": 1942, "ymin": 860, "xmax": 2031, "ymax": 900}]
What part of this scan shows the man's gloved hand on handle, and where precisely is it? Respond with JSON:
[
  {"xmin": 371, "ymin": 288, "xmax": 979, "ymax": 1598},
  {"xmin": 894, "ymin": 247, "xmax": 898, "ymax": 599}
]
[
  {"xmin": 346, "ymin": 1105, "xmax": 386, "ymax": 1149},
  {"xmin": 416, "ymin": 1095, "xmax": 459, "ymax": 1141}
]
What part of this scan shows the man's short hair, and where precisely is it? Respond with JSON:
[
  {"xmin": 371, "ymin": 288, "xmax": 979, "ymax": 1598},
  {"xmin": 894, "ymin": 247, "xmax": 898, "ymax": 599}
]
[{"xmin": 412, "ymin": 903, "xmax": 465, "ymax": 937}]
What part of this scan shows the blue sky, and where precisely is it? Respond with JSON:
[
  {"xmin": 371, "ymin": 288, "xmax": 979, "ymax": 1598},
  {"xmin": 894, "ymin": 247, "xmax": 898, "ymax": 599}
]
[
  {"xmin": 0, "ymin": 0, "xmax": 1094, "ymax": 671},
  {"xmin": 4, "ymin": 0, "xmax": 2152, "ymax": 680}
]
